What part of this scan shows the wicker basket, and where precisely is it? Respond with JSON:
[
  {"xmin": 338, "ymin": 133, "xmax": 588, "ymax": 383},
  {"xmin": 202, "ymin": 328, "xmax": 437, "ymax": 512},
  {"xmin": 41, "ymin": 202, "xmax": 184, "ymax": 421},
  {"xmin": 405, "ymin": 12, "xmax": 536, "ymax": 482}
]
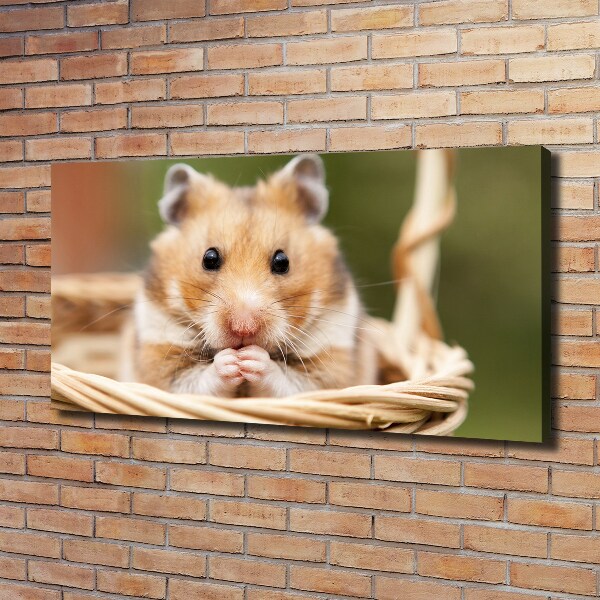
[{"xmin": 51, "ymin": 149, "xmax": 473, "ymax": 435}]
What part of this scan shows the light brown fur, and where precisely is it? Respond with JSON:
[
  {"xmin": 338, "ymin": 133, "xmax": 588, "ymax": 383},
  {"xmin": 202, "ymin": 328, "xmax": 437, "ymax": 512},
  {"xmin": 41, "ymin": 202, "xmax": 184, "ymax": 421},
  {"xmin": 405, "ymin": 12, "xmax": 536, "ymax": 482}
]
[{"xmin": 129, "ymin": 155, "xmax": 377, "ymax": 397}]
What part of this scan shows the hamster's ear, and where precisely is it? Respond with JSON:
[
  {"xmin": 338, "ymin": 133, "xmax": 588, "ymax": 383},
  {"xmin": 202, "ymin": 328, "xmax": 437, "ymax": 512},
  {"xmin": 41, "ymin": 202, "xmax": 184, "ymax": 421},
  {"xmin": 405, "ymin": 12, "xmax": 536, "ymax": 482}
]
[
  {"xmin": 159, "ymin": 163, "xmax": 206, "ymax": 226},
  {"xmin": 276, "ymin": 154, "xmax": 328, "ymax": 223}
]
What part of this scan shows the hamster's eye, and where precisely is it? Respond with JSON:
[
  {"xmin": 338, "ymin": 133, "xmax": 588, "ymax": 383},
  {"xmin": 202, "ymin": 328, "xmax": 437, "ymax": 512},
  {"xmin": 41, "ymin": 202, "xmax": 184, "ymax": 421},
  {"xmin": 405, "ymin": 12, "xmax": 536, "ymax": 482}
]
[
  {"xmin": 271, "ymin": 250, "xmax": 289, "ymax": 275},
  {"xmin": 202, "ymin": 247, "xmax": 221, "ymax": 271}
]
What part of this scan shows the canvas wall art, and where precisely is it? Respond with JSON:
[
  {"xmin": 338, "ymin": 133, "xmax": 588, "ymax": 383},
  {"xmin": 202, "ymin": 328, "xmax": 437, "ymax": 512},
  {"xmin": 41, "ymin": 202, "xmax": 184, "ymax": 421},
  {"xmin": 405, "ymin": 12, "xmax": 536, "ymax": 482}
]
[{"xmin": 51, "ymin": 147, "xmax": 549, "ymax": 442}]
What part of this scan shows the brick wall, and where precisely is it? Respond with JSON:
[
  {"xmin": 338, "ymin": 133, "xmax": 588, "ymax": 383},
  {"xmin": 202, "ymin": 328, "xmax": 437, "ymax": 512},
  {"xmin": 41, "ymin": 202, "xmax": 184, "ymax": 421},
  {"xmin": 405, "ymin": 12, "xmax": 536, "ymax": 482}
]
[{"xmin": 0, "ymin": 0, "xmax": 599, "ymax": 598}]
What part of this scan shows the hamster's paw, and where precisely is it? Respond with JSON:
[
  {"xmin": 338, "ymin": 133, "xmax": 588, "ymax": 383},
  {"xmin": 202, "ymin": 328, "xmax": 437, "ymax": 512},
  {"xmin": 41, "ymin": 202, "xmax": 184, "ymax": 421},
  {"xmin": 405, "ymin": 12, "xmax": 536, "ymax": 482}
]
[
  {"xmin": 237, "ymin": 345, "xmax": 272, "ymax": 384},
  {"xmin": 213, "ymin": 348, "xmax": 244, "ymax": 390}
]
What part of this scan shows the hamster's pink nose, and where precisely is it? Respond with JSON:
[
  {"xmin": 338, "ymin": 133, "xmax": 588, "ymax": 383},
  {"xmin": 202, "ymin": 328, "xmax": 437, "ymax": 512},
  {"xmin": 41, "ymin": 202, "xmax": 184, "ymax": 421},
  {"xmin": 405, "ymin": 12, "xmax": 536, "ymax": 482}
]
[{"xmin": 228, "ymin": 310, "xmax": 261, "ymax": 338}]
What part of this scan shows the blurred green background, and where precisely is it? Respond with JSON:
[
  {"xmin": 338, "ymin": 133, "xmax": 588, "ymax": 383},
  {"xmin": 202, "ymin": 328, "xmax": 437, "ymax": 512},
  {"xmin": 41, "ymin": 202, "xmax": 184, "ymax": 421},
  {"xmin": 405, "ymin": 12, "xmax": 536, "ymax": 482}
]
[{"xmin": 53, "ymin": 147, "xmax": 544, "ymax": 442}]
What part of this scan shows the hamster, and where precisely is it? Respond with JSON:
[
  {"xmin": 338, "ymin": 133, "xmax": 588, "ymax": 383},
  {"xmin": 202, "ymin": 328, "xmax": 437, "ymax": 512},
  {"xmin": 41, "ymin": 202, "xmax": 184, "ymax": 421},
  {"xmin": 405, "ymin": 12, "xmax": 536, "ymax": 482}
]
[{"xmin": 129, "ymin": 154, "xmax": 377, "ymax": 398}]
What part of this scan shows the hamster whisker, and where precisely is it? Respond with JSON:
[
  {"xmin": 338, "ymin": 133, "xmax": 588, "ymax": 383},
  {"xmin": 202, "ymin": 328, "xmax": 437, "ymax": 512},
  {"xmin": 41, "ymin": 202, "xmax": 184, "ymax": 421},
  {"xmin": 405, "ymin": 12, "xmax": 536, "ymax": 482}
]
[
  {"xmin": 270, "ymin": 291, "xmax": 316, "ymax": 306},
  {"xmin": 284, "ymin": 304, "xmax": 387, "ymax": 334},
  {"xmin": 281, "ymin": 335, "xmax": 310, "ymax": 379},
  {"xmin": 179, "ymin": 280, "xmax": 227, "ymax": 305},
  {"xmin": 354, "ymin": 277, "xmax": 410, "ymax": 289}
]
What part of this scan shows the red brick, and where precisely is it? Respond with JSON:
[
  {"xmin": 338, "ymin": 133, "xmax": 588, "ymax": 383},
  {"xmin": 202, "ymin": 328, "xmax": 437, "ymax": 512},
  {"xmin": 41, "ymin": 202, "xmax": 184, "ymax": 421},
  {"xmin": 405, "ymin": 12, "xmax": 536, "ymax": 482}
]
[
  {"xmin": 373, "ymin": 29, "xmax": 457, "ymax": 58},
  {"xmin": 0, "ymin": 240, "xmax": 24, "ymax": 262},
  {"xmin": 333, "ymin": 5, "xmax": 412, "ymax": 31},
  {"xmin": 0, "ymin": 6, "xmax": 63, "ymax": 33},
  {"xmin": 97, "ymin": 570, "xmax": 166, "ymax": 599},
  {"xmin": 170, "ymin": 73, "xmax": 244, "ymax": 99},
  {"xmin": 27, "ymin": 31, "xmax": 98, "ymax": 55},
  {"xmin": 25, "ymin": 241, "xmax": 51, "ymax": 267},
  {"xmin": 461, "ymin": 89, "xmax": 544, "ymax": 115},
  {"xmin": 554, "ymin": 246, "xmax": 595, "ymax": 273},
  {"xmin": 96, "ymin": 515, "xmax": 165, "ymax": 545},
  {"xmin": 28, "ymin": 455, "xmax": 93, "ymax": 482},
  {"xmin": 0, "ymin": 556, "xmax": 25, "ymax": 580},
  {"xmin": 96, "ymin": 133, "xmax": 166, "ymax": 158},
  {"xmin": 375, "ymin": 455, "xmax": 460, "ymax": 485},
  {"xmin": 0, "ymin": 425, "xmax": 56, "ymax": 449},
  {"xmin": 248, "ymin": 69, "xmax": 326, "ymax": 95},
  {"xmin": 510, "ymin": 55, "xmax": 596, "ymax": 83},
  {"xmin": 170, "ymin": 17, "xmax": 243, "ymax": 43},
  {"xmin": 169, "ymin": 523, "xmax": 243, "ymax": 553},
  {"xmin": 330, "ymin": 125, "xmax": 411, "ymax": 151},
  {"xmin": 26, "ymin": 137, "xmax": 92, "ymax": 161},
  {"xmin": 132, "ymin": 437, "xmax": 205, "ymax": 463},
  {"xmin": 418, "ymin": 551, "xmax": 506, "ymax": 584},
  {"xmin": 95, "ymin": 78, "xmax": 166, "ymax": 104},
  {"xmin": 290, "ymin": 447, "xmax": 371, "ymax": 478},
  {"xmin": 420, "ymin": 0, "xmax": 508, "ymax": 25},
  {"xmin": 171, "ymin": 468, "xmax": 244, "ymax": 496},
  {"xmin": 377, "ymin": 578, "xmax": 462, "ymax": 600},
  {"xmin": 211, "ymin": 0, "xmax": 286, "ymax": 15},
  {"xmin": 0, "ymin": 112, "xmax": 56, "ymax": 137},
  {"xmin": 249, "ymin": 129, "xmax": 327, "ymax": 153},
  {"xmin": 290, "ymin": 507, "xmax": 371, "ymax": 537},
  {"xmin": 508, "ymin": 436, "xmax": 594, "ymax": 465},
  {"xmin": 376, "ymin": 515, "xmax": 461, "ymax": 548},
  {"xmin": 133, "ymin": 492, "xmax": 207, "ymax": 520},
  {"xmin": 416, "ymin": 121, "xmax": 502, "ymax": 148},
  {"xmin": 372, "ymin": 91, "xmax": 456, "ymax": 119},
  {"xmin": 67, "ymin": 0, "xmax": 128, "ymax": 27},
  {"xmin": 331, "ymin": 63, "xmax": 413, "ymax": 91},
  {"xmin": 0, "ymin": 530, "xmax": 60, "ymax": 559},
  {"xmin": 102, "ymin": 24, "xmax": 166, "ymax": 49},
  {"xmin": 61, "ymin": 107, "xmax": 128, "ymax": 132},
  {"xmin": 0, "ymin": 58, "xmax": 57, "ymax": 84},
  {"xmin": 551, "ymin": 533, "xmax": 600, "ymax": 564},
  {"xmin": 207, "ymin": 42, "xmax": 282, "ymax": 69},
  {"xmin": 61, "ymin": 53, "xmax": 127, "ymax": 80},
  {"xmin": 0, "ymin": 140, "xmax": 22, "ymax": 162},
  {"xmin": 133, "ymin": 547, "xmax": 206, "ymax": 577},
  {"xmin": 207, "ymin": 101, "xmax": 283, "ymax": 125},
  {"xmin": 0, "ymin": 454, "xmax": 25, "ymax": 478},
  {"xmin": 27, "ymin": 507, "xmax": 92, "ymax": 536},
  {"xmin": 420, "ymin": 59, "xmax": 505, "ymax": 87},
  {"xmin": 63, "ymin": 538, "xmax": 129, "ymax": 568},
  {"xmin": 247, "ymin": 532, "xmax": 326, "ymax": 562},
  {"xmin": 210, "ymin": 441, "xmax": 286, "ymax": 470},
  {"xmin": 0, "ymin": 348, "xmax": 24, "ymax": 368},
  {"xmin": 132, "ymin": 0, "xmax": 206, "ymax": 21},
  {"xmin": 61, "ymin": 430, "xmax": 129, "ymax": 457},
  {"xmin": 508, "ymin": 497, "xmax": 592, "ymax": 530},
  {"xmin": 26, "ymin": 190, "xmax": 50, "ymax": 212},
  {"xmin": 0, "ymin": 88, "xmax": 22, "ymax": 110},
  {"xmin": 0, "ymin": 165, "xmax": 50, "ymax": 188},
  {"xmin": 331, "ymin": 540, "xmax": 414, "ymax": 572},
  {"xmin": 0, "ymin": 373, "xmax": 49, "ymax": 395},
  {"xmin": 552, "ymin": 469, "xmax": 600, "ymax": 499},
  {"xmin": 211, "ymin": 499, "xmax": 287, "ymax": 529},
  {"xmin": 96, "ymin": 461, "xmax": 166, "ymax": 490},
  {"xmin": 170, "ymin": 130, "xmax": 244, "ymax": 156},
  {"xmin": 248, "ymin": 10, "xmax": 326, "ymax": 37},
  {"xmin": 0, "ymin": 36, "xmax": 23, "ymax": 58},
  {"xmin": 287, "ymin": 35, "xmax": 366, "ymax": 65},
  {"xmin": 210, "ymin": 555, "xmax": 286, "ymax": 587},
  {"xmin": 131, "ymin": 104, "xmax": 204, "ymax": 129},
  {"xmin": 0, "ymin": 478, "xmax": 57, "ymax": 505},
  {"xmin": 512, "ymin": 0, "xmax": 597, "ymax": 19},
  {"xmin": 29, "ymin": 560, "xmax": 94, "ymax": 589},
  {"xmin": 464, "ymin": 463, "xmax": 549, "ymax": 492},
  {"xmin": 510, "ymin": 562, "xmax": 596, "ymax": 596},
  {"xmin": 26, "ymin": 83, "xmax": 91, "ymax": 108},
  {"xmin": 26, "ymin": 297, "xmax": 51, "ymax": 321},
  {"xmin": 290, "ymin": 565, "xmax": 371, "ymax": 597},
  {"xmin": 131, "ymin": 48, "xmax": 204, "ymax": 75},
  {"xmin": 0, "ymin": 504, "xmax": 25, "ymax": 527},
  {"xmin": 417, "ymin": 489, "xmax": 504, "ymax": 520},
  {"xmin": 0, "ymin": 583, "xmax": 59, "ymax": 600},
  {"xmin": 464, "ymin": 524, "xmax": 547, "ymax": 558},
  {"xmin": 169, "ymin": 579, "xmax": 243, "ymax": 600},
  {"xmin": 247, "ymin": 475, "xmax": 326, "ymax": 503},
  {"xmin": 0, "ymin": 296, "xmax": 24, "ymax": 317},
  {"xmin": 61, "ymin": 485, "xmax": 130, "ymax": 513}
]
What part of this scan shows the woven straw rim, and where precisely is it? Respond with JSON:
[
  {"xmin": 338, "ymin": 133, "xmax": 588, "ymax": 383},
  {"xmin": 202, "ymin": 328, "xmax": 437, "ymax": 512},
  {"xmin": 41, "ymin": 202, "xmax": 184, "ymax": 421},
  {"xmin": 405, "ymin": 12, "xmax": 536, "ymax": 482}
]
[{"xmin": 51, "ymin": 149, "xmax": 473, "ymax": 435}]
